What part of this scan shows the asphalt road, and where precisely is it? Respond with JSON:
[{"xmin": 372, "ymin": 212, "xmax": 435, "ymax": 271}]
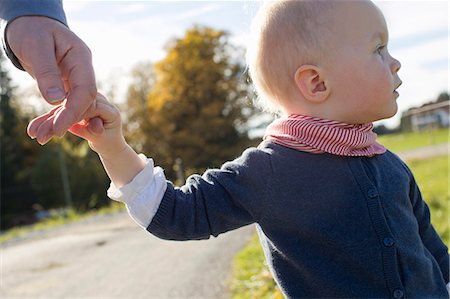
[{"xmin": 1, "ymin": 212, "xmax": 255, "ymax": 298}]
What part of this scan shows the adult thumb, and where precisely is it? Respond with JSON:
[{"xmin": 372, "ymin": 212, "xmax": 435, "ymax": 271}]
[
  {"xmin": 34, "ymin": 66, "xmax": 66, "ymax": 104},
  {"xmin": 6, "ymin": 16, "xmax": 66, "ymax": 104},
  {"xmin": 26, "ymin": 36, "xmax": 66, "ymax": 104}
]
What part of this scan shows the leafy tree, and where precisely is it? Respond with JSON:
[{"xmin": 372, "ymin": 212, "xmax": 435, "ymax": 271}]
[
  {"xmin": 142, "ymin": 25, "xmax": 254, "ymax": 180},
  {"xmin": 124, "ymin": 62, "xmax": 156, "ymax": 152}
]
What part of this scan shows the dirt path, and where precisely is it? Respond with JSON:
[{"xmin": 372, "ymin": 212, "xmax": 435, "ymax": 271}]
[
  {"xmin": 1, "ymin": 212, "xmax": 255, "ymax": 298},
  {"xmin": 397, "ymin": 143, "xmax": 448, "ymax": 161}
]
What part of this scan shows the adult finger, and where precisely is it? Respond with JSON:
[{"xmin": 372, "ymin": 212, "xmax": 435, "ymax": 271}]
[
  {"xmin": 27, "ymin": 105, "xmax": 63, "ymax": 138},
  {"xmin": 35, "ymin": 112, "xmax": 59, "ymax": 145},
  {"xmin": 53, "ymin": 43, "xmax": 97, "ymax": 137}
]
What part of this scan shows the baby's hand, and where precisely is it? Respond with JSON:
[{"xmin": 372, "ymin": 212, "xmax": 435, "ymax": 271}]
[
  {"xmin": 28, "ymin": 93, "xmax": 126, "ymax": 158},
  {"xmin": 67, "ymin": 93, "xmax": 127, "ymax": 158}
]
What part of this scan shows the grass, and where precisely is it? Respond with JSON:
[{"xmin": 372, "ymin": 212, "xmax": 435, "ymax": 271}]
[
  {"xmin": 230, "ymin": 128, "xmax": 449, "ymax": 298},
  {"xmin": 377, "ymin": 127, "xmax": 449, "ymax": 153},
  {"xmin": 0, "ymin": 202, "xmax": 125, "ymax": 244},
  {"xmin": 229, "ymin": 233, "xmax": 284, "ymax": 299},
  {"xmin": 408, "ymin": 155, "xmax": 449, "ymax": 245}
]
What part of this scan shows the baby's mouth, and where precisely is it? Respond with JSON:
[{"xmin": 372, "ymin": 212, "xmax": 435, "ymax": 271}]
[
  {"xmin": 393, "ymin": 90, "xmax": 399, "ymax": 98},
  {"xmin": 393, "ymin": 81, "xmax": 403, "ymax": 94}
]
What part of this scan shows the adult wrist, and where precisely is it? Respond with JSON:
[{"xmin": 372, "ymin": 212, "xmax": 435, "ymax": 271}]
[
  {"xmin": 0, "ymin": 0, "xmax": 68, "ymax": 70},
  {"xmin": 1, "ymin": 19, "xmax": 24, "ymax": 70}
]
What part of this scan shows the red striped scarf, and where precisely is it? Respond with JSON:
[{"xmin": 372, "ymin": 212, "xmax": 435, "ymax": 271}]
[{"xmin": 262, "ymin": 115, "xmax": 386, "ymax": 156}]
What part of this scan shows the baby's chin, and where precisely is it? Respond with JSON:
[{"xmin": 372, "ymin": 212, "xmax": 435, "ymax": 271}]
[
  {"xmin": 388, "ymin": 101, "xmax": 399, "ymax": 117},
  {"xmin": 374, "ymin": 104, "xmax": 398, "ymax": 122}
]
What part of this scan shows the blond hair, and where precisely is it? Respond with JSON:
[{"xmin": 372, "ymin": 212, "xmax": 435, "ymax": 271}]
[{"xmin": 247, "ymin": 0, "xmax": 335, "ymax": 113}]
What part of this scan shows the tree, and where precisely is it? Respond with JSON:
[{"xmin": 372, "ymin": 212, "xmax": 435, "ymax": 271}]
[
  {"xmin": 1, "ymin": 55, "xmax": 110, "ymax": 229},
  {"xmin": 436, "ymin": 92, "xmax": 449, "ymax": 103},
  {"xmin": 30, "ymin": 139, "xmax": 109, "ymax": 212},
  {"xmin": 141, "ymin": 25, "xmax": 254, "ymax": 180},
  {"xmin": 0, "ymin": 54, "xmax": 41, "ymax": 227},
  {"xmin": 124, "ymin": 62, "xmax": 156, "ymax": 152}
]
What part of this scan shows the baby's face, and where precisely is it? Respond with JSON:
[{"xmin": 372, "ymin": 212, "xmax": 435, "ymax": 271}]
[{"xmin": 323, "ymin": 0, "xmax": 402, "ymax": 124}]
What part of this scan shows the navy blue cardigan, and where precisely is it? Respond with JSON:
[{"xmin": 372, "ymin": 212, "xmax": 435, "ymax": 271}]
[{"xmin": 148, "ymin": 142, "xmax": 449, "ymax": 298}]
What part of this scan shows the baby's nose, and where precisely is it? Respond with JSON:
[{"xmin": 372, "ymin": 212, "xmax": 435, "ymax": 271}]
[{"xmin": 391, "ymin": 56, "xmax": 401, "ymax": 73}]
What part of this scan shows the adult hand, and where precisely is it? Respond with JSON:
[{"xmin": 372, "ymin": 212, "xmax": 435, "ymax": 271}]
[{"xmin": 6, "ymin": 16, "xmax": 97, "ymax": 143}]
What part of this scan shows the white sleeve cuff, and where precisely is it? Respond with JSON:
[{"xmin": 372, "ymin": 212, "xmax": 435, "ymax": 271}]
[
  {"xmin": 107, "ymin": 154, "xmax": 167, "ymax": 229},
  {"xmin": 447, "ymin": 282, "xmax": 450, "ymax": 296}
]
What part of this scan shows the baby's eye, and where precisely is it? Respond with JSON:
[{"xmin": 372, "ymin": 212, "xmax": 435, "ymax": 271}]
[{"xmin": 376, "ymin": 45, "xmax": 386, "ymax": 55}]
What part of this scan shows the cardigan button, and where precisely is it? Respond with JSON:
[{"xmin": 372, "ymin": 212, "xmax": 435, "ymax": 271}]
[
  {"xmin": 367, "ymin": 188, "xmax": 378, "ymax": 198},
  {"xmin": 393, "ymin": 289, "xmax": 404, "ymax": 298},
  {"xmin": 383, "ymin": 237, "xmax": 395, "ymax": 247}
]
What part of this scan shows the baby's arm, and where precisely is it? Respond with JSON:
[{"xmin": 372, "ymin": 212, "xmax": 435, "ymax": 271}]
[
  {"xmin": 67, "ymin": 93, "xmax": 147, "ymax": 188},
  {"xmin": 406, "ymin": 169, "xmax": 449, "ymax": 286},
  {"xmin": 145, "ymin": 148, "xmax": 270, "ymax": 240},
  {"xmin": 66, "ymin": 93, "xmax": 270, "ymax": 238}
]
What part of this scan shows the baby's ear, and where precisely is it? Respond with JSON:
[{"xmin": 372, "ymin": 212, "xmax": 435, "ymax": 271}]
[{"xmin": 294, "ymin": 65, "xmax": 330, "ymax": 103}]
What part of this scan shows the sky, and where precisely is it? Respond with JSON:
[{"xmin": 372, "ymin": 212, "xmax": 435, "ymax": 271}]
[{"xmin": 6, "ymin": 0, "xmax": 449, "ymax": 128}]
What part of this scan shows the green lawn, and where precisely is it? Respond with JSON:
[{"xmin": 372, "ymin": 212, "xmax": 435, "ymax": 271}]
[
  {"xmin": 408, "ymin": 155, "xmax": 449, "ymax": 245},
  {"xmin": 378, "ymin": 127, "xmax": 449, "ymax": 153},
  {"xmin": 230, "ymin": 144, "xmax": 449, "ymax": 298}
]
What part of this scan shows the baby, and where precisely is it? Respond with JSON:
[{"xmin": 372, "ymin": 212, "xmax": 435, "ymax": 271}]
[{"xmin": 28, "ymin": 0, "xmax": 449, "ymax": 297}]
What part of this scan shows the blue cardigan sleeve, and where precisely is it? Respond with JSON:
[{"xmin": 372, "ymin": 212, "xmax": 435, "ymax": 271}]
[
  {"xmin": 0, "ymin": 0, "xmax": 67, "ymax": 70},
  {"xmin": 407, "ymin": 167, "xmax": 449, "ymax": 283},
  {"xmin": 147, "ymin": 147, "xmax": 272, "ymax": 240}
]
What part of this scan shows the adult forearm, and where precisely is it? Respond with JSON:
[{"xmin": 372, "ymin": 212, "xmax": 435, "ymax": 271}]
[{"xmin": 99, "ymin": 145, "xmax": 147, "ymax": 188}]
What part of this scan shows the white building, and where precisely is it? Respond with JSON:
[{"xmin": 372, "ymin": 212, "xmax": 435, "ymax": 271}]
[{"xmin": 401, "ymin": 100, "xmax": 450, "ymax": 132}]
